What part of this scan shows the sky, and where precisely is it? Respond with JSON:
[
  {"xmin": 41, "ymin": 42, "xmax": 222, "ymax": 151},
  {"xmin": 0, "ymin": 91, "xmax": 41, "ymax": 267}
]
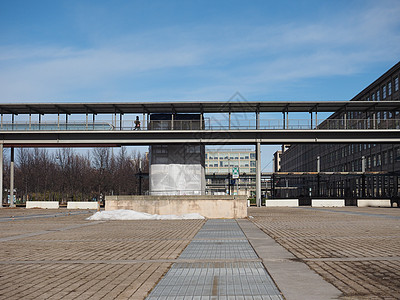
[{"xmin": 1, "ymin": 0, "xmax": 400, "ymax": 170}]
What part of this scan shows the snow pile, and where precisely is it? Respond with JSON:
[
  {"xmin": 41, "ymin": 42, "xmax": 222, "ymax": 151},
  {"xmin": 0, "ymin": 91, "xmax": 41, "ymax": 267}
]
[{"xmin": 87, "ymin": 209, "xmax": 205, "ymax": 221}]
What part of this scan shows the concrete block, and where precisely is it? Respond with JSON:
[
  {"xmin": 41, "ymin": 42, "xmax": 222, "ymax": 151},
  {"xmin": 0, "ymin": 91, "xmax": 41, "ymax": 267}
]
[
  {"xmin": 357, "ymin": 199, "xmax": 391, "ymax": 207},
  {"xmin": 67, "ymin": 202, "xmax": 99, "ymax": 210},
  {"xmin": 26, "ymin": 201, "xmax": 59, "ymax": 209},
  {"xmin": 312, "ymin": 199, "xmax": 345, "ymax": 207},
  {"xmin": 105, "ymin": 195, "xmax": 247, "ymax": 218},
  {"xmin": 265, "ymin": 199, "xmax": 298, "ymax": 207}
]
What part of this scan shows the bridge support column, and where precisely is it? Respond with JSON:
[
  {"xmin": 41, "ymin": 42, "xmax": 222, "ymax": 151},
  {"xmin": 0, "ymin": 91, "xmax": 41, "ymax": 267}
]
[
  {"xmin": 256, "ymin": 142, "xmax": 261, "ymax": 207},
  {"xmin": 10, "ymin": 147, "xmax": 15, "ymax": 207},
  {"xmin": 0, "ymin": 143, "xmax": 2, "ymax": 207}
]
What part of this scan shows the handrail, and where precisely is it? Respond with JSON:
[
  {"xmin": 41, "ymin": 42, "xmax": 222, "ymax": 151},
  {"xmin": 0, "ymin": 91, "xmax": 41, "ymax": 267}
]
[{"xmin": 0, "ymin": 118, "xmax": 399, "ymax": 131}]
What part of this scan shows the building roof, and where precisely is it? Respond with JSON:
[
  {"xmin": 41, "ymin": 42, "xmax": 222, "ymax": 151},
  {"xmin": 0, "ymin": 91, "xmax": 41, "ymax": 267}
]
[{"xmin": 0, "ymin": 101, "xmax": 399, "ymax": 115}]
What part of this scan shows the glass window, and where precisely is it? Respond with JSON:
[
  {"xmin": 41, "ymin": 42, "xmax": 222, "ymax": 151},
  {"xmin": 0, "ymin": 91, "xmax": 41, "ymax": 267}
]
[
  {"xmin": 383, "ymin": 86, "xmax": 386, "ymax": 99},
  {"xmin": 388, "ymin": 82, "xmax": 392, "ymax": 96},
  {"xmin": 250, "ymin": 153, "xmax": 256, "ymax": 159},
  {"xmin": 372, "ymin": 94, "xmax": 375, "ymax": 101},
  {"xmin": 395, "ymin": 76, "xmax": 399, "ymax": 91},
  {"xmin": 377, "ymin": 90, "xmax": 380, "ymax": 101},
  {"xmin": 396, "ymin": 148, "xmax": 400, "ymax": 162}
]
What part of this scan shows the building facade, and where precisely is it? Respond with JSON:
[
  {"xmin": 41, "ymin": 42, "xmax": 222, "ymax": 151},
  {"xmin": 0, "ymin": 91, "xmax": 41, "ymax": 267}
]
[
  {"xmin": 205, "ymin": 149, "xmax": 256, "ymax": 196},
  {"xmin": 281, "ymin": 61, "xmax": 400, "ymax": 199}
]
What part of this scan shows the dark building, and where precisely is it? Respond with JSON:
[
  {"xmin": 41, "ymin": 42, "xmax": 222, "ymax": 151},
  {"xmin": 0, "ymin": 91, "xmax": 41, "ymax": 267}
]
[{"xmin": 280, "ymin": 61, "xmax": 400, "ymax": 199}]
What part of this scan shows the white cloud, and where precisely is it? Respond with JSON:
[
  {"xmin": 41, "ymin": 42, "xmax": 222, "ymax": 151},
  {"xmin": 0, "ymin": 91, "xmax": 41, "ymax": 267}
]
[{"xmin": 0, "ymin": 1, "xmax": 399, "ymax": 101}]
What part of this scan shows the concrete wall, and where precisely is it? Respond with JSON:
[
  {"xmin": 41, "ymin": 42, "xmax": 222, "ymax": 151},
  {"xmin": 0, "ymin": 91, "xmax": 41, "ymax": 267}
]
[
  {"xmin": 312, "ymin": 199, "xmax": 345, "ymax": 207},
  {"xmin": 105, "ymin": 195, "xmax": 247, "ymax": 219},
  {"xmin": 67, "ymin": 202, "xmax": 99, "ymax": 210},
  {"xmin": 265, "ymin": 199, "xmax": 299, "ymax": 207},
  {"xmin": 26, "ymin": 201, "xmax": 59, "ymax": 209},
  {"xmin": 357, "ymin": 199, "xmax": 391, "ymax": 207},
  {"xmin": 150, "ymin": 144, "xmax": 205, "ymax": 196}
]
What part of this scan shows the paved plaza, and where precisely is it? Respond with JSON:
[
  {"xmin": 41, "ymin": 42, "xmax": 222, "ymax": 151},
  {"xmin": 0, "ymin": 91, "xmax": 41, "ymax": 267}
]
[{"xmin": 0, "ymin": 207, "xmax": 399, "ymax": 299}]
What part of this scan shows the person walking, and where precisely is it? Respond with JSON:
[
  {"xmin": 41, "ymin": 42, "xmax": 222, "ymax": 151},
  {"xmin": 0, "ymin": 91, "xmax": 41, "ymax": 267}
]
[{"xmin": 134, "ymin": 116, "xmax": 141, "ymax": 130}]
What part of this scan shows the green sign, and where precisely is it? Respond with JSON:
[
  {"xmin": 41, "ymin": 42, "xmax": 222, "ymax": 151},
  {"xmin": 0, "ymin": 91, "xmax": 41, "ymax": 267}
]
[{"xmin": 232, "ymin": 167, "xmax": 239, "ymax": 179}]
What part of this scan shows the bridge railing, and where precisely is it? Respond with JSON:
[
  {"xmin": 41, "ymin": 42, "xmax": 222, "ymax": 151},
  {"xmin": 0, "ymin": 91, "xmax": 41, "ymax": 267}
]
[{"xmin": 1, "ymin": 118, "xmax": 400, "ymax": 131}]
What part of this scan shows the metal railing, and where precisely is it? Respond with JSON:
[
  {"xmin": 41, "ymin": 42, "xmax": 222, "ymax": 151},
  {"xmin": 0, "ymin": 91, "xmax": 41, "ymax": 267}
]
[{"xmin": 1, "ymin": 118, "xmax": 400, "ymax": 131}]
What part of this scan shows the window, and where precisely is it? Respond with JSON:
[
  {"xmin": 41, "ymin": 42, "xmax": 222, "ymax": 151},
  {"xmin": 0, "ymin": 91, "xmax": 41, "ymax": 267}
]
[
  {"xmin": 396, "ymin": 148, "xmax": 400, "ymax": 162},
  {"xmin": 395, "ymin": 76, "xmax": 399, "ymax": 92},
  {"xmin": 377, "ymin": 90, "xmax": 380, "ymax": 101},
  {"xmin": 250, "ymin": 153, "xmax": 256, "ymax": 159},
  {"xmin": 383, "ymin": 86, "xmax": 387, "ymax": 99},
  {"xmin": 388, "ymin": 82, "xmax": 392, "ymax": 96},
  {"xmin": 372, "ymin": 94, "xmax": 375, "ymax": 101},
  {"xmin": 205, "ymin": 153, "xmax": 208, "ymax": 159}
]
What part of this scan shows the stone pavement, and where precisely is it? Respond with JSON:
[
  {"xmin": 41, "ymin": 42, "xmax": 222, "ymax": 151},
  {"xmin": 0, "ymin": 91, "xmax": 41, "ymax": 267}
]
[
  {"xmin": 0, "ymin": 209, "xmax": 204, "ymax": 299},
  {"xmin": 0, "ymin": 207, "xmax": 399, "ymax": 299},
  {"xmin": 249, "ymin": 207, "xmax": 400, "ymax": 300}
]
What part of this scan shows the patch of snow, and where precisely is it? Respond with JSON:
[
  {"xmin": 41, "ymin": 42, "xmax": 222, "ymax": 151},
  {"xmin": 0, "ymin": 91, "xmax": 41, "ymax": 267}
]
[{"xmin": 86, "ymin": 209, "xmax": 205, "ymax": 221}]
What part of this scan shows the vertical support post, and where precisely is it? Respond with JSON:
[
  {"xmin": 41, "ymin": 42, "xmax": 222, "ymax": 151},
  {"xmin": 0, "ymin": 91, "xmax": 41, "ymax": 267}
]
[
  {"xmin": 256, "ymin": 142, "xmax": 261, "ymax": 207},
  {"xmin": 315, "ymin": 111, "xmax": 318, "ymax": 129},
  {"xmin": 200, "ymin": 113, "xmax": 204, "ymax": 130},
  {"xmin": 1, "ymin": 113, "xmax": 3, "ymax": 129},
  {"xmin": 317, "ymin": 155, "xmax": 320, "ymax": 197},
  {"xmin": 10, "ymin": 147, "xmax": 15, "ymax": 207},
  {"xmin": 286, "ymin": 111, "xmax": 289, "ymax": 129},
  {"xmin": 171, "ymin": 114, "xmax": 174, "ymax": 130},
  {"xmin": 29, "ymin": 113, "xmax": 32, "ymax": 130},
  {"xmin": 86, "ymin": 113, "xmax": 88, "ymax": 129},
  {"xmin": 93, "ymin": 114, "xmax": 95, "ymax": 130},
  {"xmin": 310, "ymin": 112, "xmax": 313, "ymax": 129},
  {"xmin": 229, "ymin": 112, "xmax": 231, "ymax": 130},
  {"xmin": 256, "ymin": 111, "xmax": 260, "ymax": 129},
  {"xmin": 0, "ymin": 143, "xmax": 2, "ymax": 208},
  {"xmin": 283, "ymin": 112, "xmax": 286, "ymax": 129},
  {"xmin": 39, "ymin": 114, "xmax": 41, "ymax": 130},
  {"xmin": 372, "ymin": 112, "xmax": 376, "ymax": 129},
  {"xmin": 142, "ymin": 113, "xmax": 145, "ymax": 130},
  {"xmin": 57, "ymin": 113, "xmax": 60, "ymax": 129},
  {"xmin": 120, "ymin": 114, "xmax": 123, "ymax": 130},
  {"xmin": 362, "ymin": 155, "xmax": 366, "ymax": 198},
  {"xmin": 12, "ymin": 114, "xmax": 15, "ymax": 130},
  {"xmin": 344, "ymin": 113, "xmax": 347, "ymax": 129}
]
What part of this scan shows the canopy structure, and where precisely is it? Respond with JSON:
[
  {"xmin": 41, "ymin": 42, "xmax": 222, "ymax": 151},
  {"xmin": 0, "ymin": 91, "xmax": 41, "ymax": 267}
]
[{"xmin": 1, "ymin": 100, "xmax": 399, "ymax": 115}]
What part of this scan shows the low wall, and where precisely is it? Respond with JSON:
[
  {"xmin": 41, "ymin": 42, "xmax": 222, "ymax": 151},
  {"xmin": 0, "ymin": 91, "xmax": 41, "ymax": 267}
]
[
  {"xmin": 67, "ymin": 202, "xmax": 99, "ymax": 210},
  {"xmin": 265, "ymin": 199, "xmax": 299, "ymax": 207},
  {"xmin": 357, "ymin": 199, "xmax": 391, "ymax": 207},
  {"xmin": 105, "ymin": 195, "xmax": 247, "ymax": 219},
  {"xmin": 26, "ymin": 201, "xmax": 59, "ymax": 209},
  {"xmin": 312, "ymin": 199, "xmax": 345, "ymax": 207}
]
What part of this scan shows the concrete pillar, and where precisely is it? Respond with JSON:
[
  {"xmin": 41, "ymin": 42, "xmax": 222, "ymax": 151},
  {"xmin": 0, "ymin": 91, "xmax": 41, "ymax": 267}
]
[
  {"xmin": 317, "ymin": 156, "xmax": 321, "ymax": 172},
  {"xmin": 0, "ymin": 143, "xmax": 2, "ymax": 207},
  {"xmin": 10, "ymin": 147, "xmax": 15, "ymax": 207},
  {"xmin": 256, "ymin": 142, "xmax": 261, "ymax": 207}
]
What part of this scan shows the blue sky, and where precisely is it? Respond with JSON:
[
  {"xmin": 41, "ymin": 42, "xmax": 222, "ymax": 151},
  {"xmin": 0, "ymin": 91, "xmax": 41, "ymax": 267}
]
[
  {"xmin": 1, "ymin": 0, "xmax": 400, "ymax": 170},
  {"xmin": 1, "ymin": 0, "xmax": 399, "ymax": 102}
]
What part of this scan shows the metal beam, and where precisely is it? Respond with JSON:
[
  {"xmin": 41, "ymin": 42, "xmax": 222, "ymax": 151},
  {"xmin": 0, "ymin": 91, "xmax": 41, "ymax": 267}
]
[{"xmin": 256, "ymin": 142, "xmax": 261, "ymax": 207}]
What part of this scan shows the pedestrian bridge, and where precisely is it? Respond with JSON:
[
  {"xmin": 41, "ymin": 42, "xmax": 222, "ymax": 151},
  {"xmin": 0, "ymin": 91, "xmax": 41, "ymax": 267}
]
[{"xmin": 0, "ymin": 100, "xmax": 400, "ymax": 146}]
